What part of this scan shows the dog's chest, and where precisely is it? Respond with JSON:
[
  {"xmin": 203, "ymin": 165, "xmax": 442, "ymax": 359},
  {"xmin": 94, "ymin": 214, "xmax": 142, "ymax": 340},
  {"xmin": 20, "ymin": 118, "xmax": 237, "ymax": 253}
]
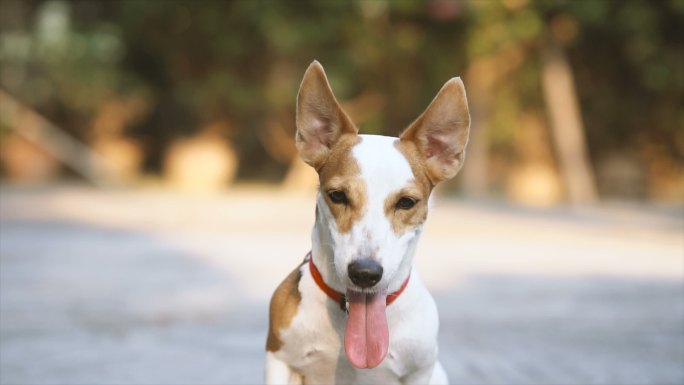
[{"xmin": 274, "ymin": 269, "xmax": 437, "ymax": 383}]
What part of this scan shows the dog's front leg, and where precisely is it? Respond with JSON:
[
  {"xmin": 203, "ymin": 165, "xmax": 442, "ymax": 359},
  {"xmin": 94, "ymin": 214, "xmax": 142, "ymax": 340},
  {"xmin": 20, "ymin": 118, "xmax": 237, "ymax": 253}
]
[{"xmin": 265, "ymin": 352, "xmax": 303, "ymax": 385}]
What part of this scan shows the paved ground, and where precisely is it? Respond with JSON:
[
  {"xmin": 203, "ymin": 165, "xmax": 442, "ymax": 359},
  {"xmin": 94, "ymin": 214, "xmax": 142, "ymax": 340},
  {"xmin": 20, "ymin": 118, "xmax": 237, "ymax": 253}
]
[{"xmin": 0, "ymin": 185, "xmax": 682, "ymax": 385}]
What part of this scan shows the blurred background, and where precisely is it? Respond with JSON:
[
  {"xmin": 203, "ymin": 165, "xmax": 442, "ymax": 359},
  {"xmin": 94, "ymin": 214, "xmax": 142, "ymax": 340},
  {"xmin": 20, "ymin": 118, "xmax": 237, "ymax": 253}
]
[{"xmin": 0, "ymin": 0, "xmax": 682, "ymax": 384}]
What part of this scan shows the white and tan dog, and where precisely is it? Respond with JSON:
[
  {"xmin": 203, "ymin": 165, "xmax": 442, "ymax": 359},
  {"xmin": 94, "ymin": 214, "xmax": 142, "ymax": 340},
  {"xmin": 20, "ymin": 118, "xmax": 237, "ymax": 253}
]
[{"xmin": 265, "ymin": 61, "xmax": 470, "ymax": 385}]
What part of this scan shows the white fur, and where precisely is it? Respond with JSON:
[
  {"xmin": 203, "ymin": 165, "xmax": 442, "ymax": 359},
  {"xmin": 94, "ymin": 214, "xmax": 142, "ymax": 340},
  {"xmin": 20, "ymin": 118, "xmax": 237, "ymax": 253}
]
[
  {"xmin": 266, "ymin": 135, "xmax": 447, "ymax": 384},
  {"xmin": 313, "ymin": 135, "xmax": 421, "ymax": 295}
]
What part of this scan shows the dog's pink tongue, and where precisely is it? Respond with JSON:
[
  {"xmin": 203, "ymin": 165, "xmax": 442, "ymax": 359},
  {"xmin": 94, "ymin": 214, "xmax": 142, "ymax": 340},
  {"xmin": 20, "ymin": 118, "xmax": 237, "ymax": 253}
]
[{"xmin": 344, "ymin": 290, "xmax": 389, "ymax": 369}]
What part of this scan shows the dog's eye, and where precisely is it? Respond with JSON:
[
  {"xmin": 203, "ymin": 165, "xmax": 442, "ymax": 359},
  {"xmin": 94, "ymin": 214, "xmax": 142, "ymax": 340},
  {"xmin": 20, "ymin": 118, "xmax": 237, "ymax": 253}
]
[
  {"xmin": 396, "ymin": 197, "xmax": 417, "ymax": 210},
  {"xmin": 327, "ymin": 190, "xmax": 349, "ymax": 205}
]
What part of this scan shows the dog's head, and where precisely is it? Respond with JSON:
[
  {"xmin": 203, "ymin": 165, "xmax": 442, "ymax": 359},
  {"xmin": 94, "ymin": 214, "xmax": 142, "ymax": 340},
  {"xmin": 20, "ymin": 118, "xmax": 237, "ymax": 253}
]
[{"xmin": 296, "ymin": 61, "xmax": 470, "ymax": 296}]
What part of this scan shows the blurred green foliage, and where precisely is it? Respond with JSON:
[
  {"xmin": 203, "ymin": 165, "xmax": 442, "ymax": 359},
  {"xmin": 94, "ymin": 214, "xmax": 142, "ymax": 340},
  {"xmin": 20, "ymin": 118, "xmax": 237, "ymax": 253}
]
[{"xmin": 0, "ymin": 0, "xmax": 682, "ymax": 197}]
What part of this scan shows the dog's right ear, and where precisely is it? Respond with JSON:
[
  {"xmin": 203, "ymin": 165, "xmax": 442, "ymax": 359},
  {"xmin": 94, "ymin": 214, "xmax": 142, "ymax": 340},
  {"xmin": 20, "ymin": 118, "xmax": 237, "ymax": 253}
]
[
  {"xmin": 296, "ymin": 61, "xmax": 357, "ymax": 170},
  {"xmin": 400, "ymin": 77, "xmax": 470, "ymax": 185}
]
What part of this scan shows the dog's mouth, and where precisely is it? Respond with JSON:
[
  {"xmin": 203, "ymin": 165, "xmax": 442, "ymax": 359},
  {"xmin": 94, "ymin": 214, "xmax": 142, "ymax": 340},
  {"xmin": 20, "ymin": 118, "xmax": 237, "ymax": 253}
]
[{"xmin": 344, "ymin": 289, "xmax": 389, "ymax": 369}]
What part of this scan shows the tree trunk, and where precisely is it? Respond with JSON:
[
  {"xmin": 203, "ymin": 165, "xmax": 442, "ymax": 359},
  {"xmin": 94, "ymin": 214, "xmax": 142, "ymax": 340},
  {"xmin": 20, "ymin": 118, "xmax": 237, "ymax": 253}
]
[{"xmin": 541, "ymin": 41, "xmax": 598, "ymax": 204}]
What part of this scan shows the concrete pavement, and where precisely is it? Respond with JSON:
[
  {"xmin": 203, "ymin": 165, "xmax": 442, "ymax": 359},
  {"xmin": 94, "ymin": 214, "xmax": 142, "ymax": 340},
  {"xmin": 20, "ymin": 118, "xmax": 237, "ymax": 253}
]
[{"xmin": 1, "ymin": 185, "xmax": 682, "ymax": 384}]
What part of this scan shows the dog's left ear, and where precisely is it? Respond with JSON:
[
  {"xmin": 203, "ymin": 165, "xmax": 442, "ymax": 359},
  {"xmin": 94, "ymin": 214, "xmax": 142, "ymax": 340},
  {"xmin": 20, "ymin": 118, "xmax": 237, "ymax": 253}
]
[
  {"xmin": 296, "ymin": 61, "xmax": 357, "ymax": 170},
  {"xmin": 400, "ymin": 77, "xmax": 470, "ymax": 185}
]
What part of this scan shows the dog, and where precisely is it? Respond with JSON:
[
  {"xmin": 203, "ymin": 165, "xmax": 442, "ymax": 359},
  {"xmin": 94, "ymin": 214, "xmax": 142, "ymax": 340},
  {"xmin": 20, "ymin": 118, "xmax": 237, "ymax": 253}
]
[{"xmin": 265, "ymin": 61, "xmax": 470, "ymax": 384}]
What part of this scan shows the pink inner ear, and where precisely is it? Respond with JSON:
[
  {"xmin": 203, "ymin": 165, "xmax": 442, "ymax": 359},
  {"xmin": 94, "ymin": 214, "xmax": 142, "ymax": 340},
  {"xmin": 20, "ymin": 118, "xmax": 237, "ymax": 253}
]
[
  {"xmin": 311, "ymin": 117, "xmax": 336, "ymax": 148},
  {"xmin": 424, "ymin": 130, "xmax": 456, "ymax": 160}
]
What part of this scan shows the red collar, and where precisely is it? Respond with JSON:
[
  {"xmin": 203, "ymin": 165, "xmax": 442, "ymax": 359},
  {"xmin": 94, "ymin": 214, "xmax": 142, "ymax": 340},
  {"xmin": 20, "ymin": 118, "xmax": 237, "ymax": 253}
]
[{"xmin": 306, "ymin": 253, "xmax": 410, "ymax": 311}]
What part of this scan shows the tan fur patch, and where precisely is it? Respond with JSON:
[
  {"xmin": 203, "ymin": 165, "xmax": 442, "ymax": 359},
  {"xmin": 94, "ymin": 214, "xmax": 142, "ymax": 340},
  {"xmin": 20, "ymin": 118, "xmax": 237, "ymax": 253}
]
[
  {"xmin": 383, "ymin": 185, "xmax": 429, "ymax": 236},
  {"xmin": 318, "ymin": 135, "xmax": 366, "ymax": 234},
  {"xmin": 266, "ymin": 262, "xmax": 304, "ymax": 352},
  {"xmin": 389, "ymin": 139, "xmax": 434, "ymax": 236},
  {"xmin": 394, "ymin": 139, "xmax": 434, "ymax": 193}
]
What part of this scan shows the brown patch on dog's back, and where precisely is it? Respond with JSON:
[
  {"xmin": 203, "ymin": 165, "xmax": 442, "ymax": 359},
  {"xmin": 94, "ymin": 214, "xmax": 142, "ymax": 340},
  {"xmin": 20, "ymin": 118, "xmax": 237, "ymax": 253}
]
[
  {"xmin": 266, "ymin": 262, "xmax": 304, "ymax": 352},
  {"xmin": 318, "ymin": 134, "xmax": 366, "ymax": 234}
]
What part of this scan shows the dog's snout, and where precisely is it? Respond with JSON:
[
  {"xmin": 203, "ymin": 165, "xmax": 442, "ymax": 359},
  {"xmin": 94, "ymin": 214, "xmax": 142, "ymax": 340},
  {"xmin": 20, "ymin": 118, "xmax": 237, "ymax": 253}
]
[{"xmin": 348, "ymin": 259, "xmax": 383, "ymax": 288}]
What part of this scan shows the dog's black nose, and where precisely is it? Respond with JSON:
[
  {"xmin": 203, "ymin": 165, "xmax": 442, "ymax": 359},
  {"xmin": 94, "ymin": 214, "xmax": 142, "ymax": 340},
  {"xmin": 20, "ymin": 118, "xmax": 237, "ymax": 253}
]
[{"xmin": 348, "ymin": 259, "xmax": 383, "ymax": 288}]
